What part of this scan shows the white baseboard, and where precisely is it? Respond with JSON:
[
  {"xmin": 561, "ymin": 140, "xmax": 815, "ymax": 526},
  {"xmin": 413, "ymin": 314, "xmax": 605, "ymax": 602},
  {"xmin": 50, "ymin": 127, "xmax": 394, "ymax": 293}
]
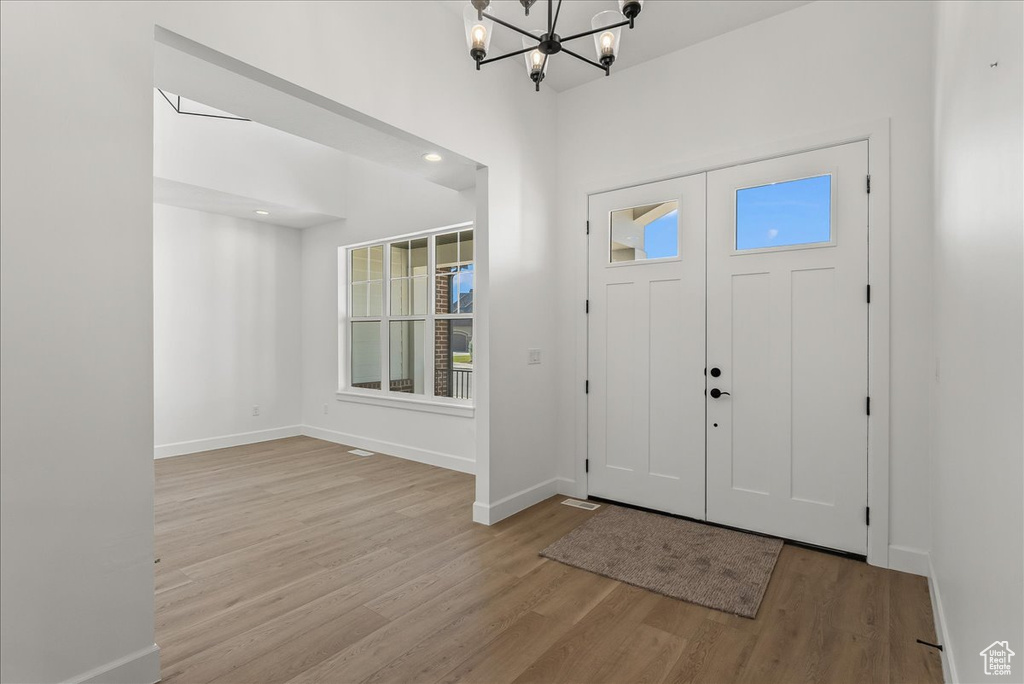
[
  {"xmin": 301, "ymin": 425, "xmax": 474, "ymax": 475},
  {"xmin": 473, "ymin": 477, "xmax": 560, "ymax": 525},
  {"xmin": 888, "ymin": 544, "xmax": 931, "ymax": 577},
  {"xmin": 65, "ymin": 643, "xmax": 160, "ymax": 684},
  {"xmin": 928, "ymin": 555, "xmax": 957, "ymax": 684},
  {"xmin": 154, "ymin": 425, "xmax": 302, "ymax": 459},
  {"xmin": 555, "ymin": 477, "xmax": 583, "ymax": 498}
]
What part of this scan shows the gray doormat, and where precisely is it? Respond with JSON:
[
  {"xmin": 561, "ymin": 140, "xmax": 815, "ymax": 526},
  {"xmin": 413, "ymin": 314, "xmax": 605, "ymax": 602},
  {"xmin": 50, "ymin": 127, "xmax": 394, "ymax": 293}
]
[{"xmin": 540, "ymin": 505, "xmax": 783, "ymax": 618}]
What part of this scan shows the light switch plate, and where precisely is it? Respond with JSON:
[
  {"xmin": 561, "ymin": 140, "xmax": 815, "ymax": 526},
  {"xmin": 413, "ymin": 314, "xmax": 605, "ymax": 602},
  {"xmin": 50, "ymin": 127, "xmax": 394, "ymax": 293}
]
[{"xmin": 527, "ymin": 348, "xmax": 541, "ymax": 365}]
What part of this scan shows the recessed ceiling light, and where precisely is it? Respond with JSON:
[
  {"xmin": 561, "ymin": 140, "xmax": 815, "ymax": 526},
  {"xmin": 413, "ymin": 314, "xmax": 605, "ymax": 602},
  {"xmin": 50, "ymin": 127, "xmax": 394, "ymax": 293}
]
[
  {"xmin": 254, "ymin": 209, "xmax": 270, "ymax": 216},
  {"xmin": 423, "ymin": 153, "xmax": 443, "ymax": 162}
]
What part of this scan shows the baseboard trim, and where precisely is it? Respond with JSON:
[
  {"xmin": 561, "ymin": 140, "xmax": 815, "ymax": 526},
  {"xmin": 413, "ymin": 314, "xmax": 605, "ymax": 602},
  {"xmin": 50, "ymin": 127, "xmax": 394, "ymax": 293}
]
[
  {"xmin": 473, "ymin": 477, "xmax": 560, "ymax": 525},
  {"xmin": 555, "ymin": 477, "xmax": 582, "ymax": 498},
  {"xmin": 64, "ymin": 643, "xmax": 160, "ymax": 684},
  {"xmin": 928, "ymin": 555, "xmax": 957, "ymax": 684},
  {"xmin": 154, "ymin": 425, "xmax": 302, "ymax": 459},
  {"xmin": 301, "ymin": 425, "xmax": 474, "ymax": 475},
  {"xmin": 888, "ymin": 544, "xmax": 930, "ymax": 577}
]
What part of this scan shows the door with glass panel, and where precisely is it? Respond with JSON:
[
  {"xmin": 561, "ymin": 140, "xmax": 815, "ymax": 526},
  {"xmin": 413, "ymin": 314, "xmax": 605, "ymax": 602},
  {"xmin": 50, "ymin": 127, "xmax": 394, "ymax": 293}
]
[
  {"xmin": 705, "ymin": 141, "xmax": 869, "ymax": 554},
  {"xmin": 587, "ymin": 174, "xmax": 707, "ymax": 518}
]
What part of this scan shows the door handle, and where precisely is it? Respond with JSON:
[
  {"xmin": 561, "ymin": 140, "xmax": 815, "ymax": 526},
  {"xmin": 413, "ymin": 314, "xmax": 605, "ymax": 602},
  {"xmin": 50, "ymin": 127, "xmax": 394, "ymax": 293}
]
[{"xmin": 709, "ymin": 388, "xmax": 731, "ymax": 398}]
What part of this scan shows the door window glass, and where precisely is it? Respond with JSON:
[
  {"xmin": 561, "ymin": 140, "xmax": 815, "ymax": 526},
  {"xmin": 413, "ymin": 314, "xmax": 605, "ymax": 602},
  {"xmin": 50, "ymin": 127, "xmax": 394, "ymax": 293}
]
[
  {"xmin": 736, "ymin": 175, "xmax": 831, "ymax": 250},
  {"xmin": 610, "ymin": 201, "xmax": 679, "ymax": 263}
]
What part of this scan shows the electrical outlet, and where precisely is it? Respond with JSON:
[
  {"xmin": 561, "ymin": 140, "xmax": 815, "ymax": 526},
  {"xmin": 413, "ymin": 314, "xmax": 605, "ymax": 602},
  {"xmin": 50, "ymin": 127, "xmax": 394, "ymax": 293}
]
[
  {"xmin": 323, "ymin": 403, "xmax": 328, "ymax": 415},
  {"xmin": 252, "ymin": 405, "xmax": 260, "ymax": 416},
  {"xmin": 528, "ymin": 348, "xmax": 541, "ymax": 365}
]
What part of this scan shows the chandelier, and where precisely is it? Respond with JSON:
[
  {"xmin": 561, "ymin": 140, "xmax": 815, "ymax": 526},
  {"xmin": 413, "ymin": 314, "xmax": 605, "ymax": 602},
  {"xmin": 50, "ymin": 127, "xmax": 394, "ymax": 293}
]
[{"xmin": 463, "ymin": 0, "xmax": 644, "ymax": 91}]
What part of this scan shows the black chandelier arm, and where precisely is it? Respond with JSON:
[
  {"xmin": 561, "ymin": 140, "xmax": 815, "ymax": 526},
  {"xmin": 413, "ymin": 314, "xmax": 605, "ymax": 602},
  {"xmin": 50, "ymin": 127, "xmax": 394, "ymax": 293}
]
[
  {"xmin": 481, "ymin": 10, "xmax": 543, "ymax": 43},
  {"xmin": 559, "ymin": 45, "xmax": 608, "ymax": 73},
  {"xmin": 478, "ymin": 44, "xmax": 538, "ymax": 66},
  {"xmin": 558, "ymin": 18, "xmax": 630, "ymax": 45},
  {"xmin": 550, "ymin": 0, "xmax": 563, "ymax": 36}
]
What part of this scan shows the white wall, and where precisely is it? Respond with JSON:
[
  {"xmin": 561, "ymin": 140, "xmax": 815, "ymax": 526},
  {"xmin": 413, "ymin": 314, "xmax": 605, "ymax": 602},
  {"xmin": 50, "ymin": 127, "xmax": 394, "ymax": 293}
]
[
  {"xmin": 931, "ymin": 1, "xmax": 1023, "ymax": 680},
  {"xmin": 154, "ymin": 204, "xmax": 302, "ymax": 456},
  {"xmin": 554, "ymin": 0, "xmax": 937, "ymax": 558},
  {"xmin": 1, "ymin": 2, "xmax": 559, "ymax": 680},
  {"xmin": 300, "ymin": 161, "xmax": 478, "ymax": 471}
]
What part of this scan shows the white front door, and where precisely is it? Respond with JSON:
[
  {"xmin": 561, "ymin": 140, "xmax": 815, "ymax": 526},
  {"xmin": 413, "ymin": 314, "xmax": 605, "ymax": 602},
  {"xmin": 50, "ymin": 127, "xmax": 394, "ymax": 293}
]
[
  {"xmin": 705, "ymin": 141, "xmax": 869, "ymax": 554},
  {"xmin": 587, "ymin": 174, "xmax": 707, "ymax": 518}
]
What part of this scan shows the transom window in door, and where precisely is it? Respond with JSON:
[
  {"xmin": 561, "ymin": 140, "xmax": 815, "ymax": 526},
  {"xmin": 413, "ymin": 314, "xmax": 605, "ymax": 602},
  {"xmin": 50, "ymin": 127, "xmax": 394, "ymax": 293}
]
[
  {"xmin": 610, "ymin": 200, "xmax": 679, "ymax": 263},
  {"xmin": 735, "ymin": 174, "xmax": 832, "ymax": 251}
]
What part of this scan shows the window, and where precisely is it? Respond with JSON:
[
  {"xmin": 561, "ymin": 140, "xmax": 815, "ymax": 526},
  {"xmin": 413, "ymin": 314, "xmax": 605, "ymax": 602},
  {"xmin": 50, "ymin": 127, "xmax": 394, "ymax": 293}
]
[
  {"xmin": 735, "ymin": 175, "xmax": 832, "ymax": 251},
  {"xmin": 345, "ymin": 225, "xmax": 474, "ymax": 404},
  {"xmin": 610, "ymin": 200, "xmax": 679, "ymax": 262}
]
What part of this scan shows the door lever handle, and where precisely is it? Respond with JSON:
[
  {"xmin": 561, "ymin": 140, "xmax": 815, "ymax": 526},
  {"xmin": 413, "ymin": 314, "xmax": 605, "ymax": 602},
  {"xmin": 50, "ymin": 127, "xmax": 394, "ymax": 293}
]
[{"xmin": 709, "ymin": 388, "xmax": 731, "ymax": 398}]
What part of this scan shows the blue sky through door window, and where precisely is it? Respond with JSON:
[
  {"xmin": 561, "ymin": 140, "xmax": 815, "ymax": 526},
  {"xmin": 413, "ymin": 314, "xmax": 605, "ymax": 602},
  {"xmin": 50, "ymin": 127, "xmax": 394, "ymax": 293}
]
[
  {"xmin": 736, "ymin": 175, "xmax": 831, "ymax": 250},
  {"xmin": 644, "ymin": 209, "xmax": 678, "ymax": 259}
]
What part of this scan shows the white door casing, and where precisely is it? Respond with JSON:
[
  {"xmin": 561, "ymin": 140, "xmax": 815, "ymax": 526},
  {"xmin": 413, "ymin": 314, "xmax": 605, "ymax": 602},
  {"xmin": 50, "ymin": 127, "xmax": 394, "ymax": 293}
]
[
  {"xmin": 587, "ymin": 174, "xmax": 707, "ymax": 518},
  {"xmin": 705, "ymin": 141, "xmax": 869, "ymax": 554}
]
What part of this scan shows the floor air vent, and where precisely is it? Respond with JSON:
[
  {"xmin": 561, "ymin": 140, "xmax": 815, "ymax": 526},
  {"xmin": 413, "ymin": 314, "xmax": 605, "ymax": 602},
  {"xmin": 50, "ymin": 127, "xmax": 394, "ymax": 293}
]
[
  {"xmin": 561, "ymin": 499, "xmax": 601, "ymax": 511},
  {"xmin": 348, "ymin": 449, "xmax": 375, "ymax": 457}
]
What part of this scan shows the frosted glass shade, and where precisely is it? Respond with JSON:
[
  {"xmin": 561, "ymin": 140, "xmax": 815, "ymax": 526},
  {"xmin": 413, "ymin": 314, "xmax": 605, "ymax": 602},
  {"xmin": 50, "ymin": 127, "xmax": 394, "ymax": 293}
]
[
  {"xmin": 522, "ymin": 34, "xmax": 547, "ymax": 80},
  {"xmin": 463, "ymin": 4, "xmax": 493, "ymax": 57},
  {"xmin": 591, "ymin": 10, "xmax": 623, "ymax": 64}
]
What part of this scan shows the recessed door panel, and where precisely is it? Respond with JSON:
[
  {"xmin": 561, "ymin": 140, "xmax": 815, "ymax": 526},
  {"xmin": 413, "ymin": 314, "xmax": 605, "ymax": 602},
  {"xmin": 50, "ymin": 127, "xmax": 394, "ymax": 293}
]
[
  {"xmin": 706, "ymin": 141, "xmax": 869, "ymax": 554},
  {"xmin": 587, "ymin": 174, "xmax": 706, "ymax": 519}
]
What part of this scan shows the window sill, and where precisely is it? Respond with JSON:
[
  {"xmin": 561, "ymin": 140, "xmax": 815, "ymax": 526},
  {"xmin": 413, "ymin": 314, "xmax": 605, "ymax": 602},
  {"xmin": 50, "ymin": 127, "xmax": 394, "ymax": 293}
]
[{"xmin": 335, "ymin": 390, "xmax": 475, "ymax": 418}]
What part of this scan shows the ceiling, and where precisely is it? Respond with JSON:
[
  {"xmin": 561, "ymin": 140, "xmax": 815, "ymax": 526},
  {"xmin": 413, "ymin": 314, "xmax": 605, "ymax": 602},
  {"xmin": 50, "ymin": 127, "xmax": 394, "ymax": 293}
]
[
  {"xmin": 155, "ymin": 27, "xmax": 479, "ymax": 193},
  {"xmin": 440, "ymin": 0, "xmax": 811, "ymax": 92},
  {"xmin": 154, "ymin": 178, "xmax": 343, "ymax": 229}
]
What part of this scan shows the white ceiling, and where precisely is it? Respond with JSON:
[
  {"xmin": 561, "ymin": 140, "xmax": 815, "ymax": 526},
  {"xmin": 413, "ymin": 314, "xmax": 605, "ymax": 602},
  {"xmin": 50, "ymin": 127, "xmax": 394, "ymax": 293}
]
[
  {"xmin": 155, "ymin": 28, "xmax": 479, "ymax": 193},
  {"xmin": 154, "ymin": 178, "xmax": 343, "ymax": 230},
  {"xmin": 441, "ymin": 0, "xmax": 811, "ymax": 92}
]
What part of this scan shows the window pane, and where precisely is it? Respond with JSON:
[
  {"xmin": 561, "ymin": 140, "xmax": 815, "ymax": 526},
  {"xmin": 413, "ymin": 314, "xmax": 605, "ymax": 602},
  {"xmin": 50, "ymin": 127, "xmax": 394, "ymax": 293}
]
[
  {"xmin": 351, "ymin": 321, "xmax": 381, "ymax": 390},
  {"xmin": 391, "ymin": 278, "xmax": 410, "ymax": 316},
  {"xmin": 367, "ymin": 280, "xmax": 383, "ymax": 317},
  {"xmin": 411, "ymin": 276, "xmax": 428, "ymax": 315},
  {"xmin": 352, "ymin": 282, "xmax": 368, "ymax": 317},
  {"xmin": 436, "ymin": 273, "xmax": 455, "ymax": 314},
  {"xmin": 736, "ymin": 175, "xmax": 831, "ymax": 250},
  {"xmin": 459, "ymin": 229, "xmax": 474, "ymax": 263},
  {"xmin": 434, "ymin": 320, "xmax": 473, "ymax": 399},
  {"xmin": 351, "ymin": 247, "xmax": 369, "ymax": 282},
  {"xmin": 389, "ymin": 320, "xmax": 424, "ymax": 394},
  {"xmin": 610, "ymin": 201, "xmax": 678, "ymax": 262},
  {"xmin": 368, "ymin": 245, "xmax": 384, "ymax": 280},
  {"xmin": 391, "ymin": 241, "xmax": 410, "ymax": 278},
  {"xmin": 436, "ymin": 232, "xmax": 458, "ymax": 268},
  {"xmin": 457, "ymin": 265, "xmax": 474, "ymax": 313},
  {"xmin": 411, "ymin": 238, "xmax": 428, "ymax": 276}
]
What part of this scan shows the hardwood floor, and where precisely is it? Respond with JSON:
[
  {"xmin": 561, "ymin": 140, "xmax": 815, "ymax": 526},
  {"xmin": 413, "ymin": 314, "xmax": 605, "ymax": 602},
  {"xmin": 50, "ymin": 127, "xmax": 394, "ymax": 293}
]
[{"xmin": 155, "ymin": 436, "xmax": 943, "ymax": 684}]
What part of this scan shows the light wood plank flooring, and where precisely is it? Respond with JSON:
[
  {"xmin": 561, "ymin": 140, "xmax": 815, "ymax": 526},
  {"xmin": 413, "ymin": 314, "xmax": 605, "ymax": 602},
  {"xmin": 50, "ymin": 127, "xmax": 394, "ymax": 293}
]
[{"xmin": 155, "ymin": 436, "xmax": 943, "ymax": 684}]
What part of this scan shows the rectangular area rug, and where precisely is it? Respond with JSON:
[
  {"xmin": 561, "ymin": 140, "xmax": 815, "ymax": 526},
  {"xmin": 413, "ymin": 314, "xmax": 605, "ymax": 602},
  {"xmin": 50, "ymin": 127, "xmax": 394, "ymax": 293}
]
[{"xmin": 540, "ymin": 505, "xmax": 783, "ymax": 618}]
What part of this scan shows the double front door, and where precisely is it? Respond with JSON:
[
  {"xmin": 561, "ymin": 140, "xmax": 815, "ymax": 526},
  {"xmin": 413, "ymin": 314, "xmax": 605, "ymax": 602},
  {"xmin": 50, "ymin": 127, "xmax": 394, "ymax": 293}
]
[{"xmin": 587, "ymin": 142, "xmax": 869, "ymax": 554}]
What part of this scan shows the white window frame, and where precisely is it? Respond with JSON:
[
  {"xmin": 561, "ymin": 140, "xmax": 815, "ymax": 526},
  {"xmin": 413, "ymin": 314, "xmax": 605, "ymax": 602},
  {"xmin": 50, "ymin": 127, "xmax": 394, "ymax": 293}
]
[{"xmin": 338, "ymin": 221, "xmax": 475, "ymax": 417}]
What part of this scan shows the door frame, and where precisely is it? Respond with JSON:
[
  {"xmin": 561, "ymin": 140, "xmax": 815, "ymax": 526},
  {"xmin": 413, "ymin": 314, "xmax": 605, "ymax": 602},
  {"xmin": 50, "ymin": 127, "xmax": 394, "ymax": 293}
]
[{"xmin": 574, "ymin": 119, "xmax": 891, "ymax": 568}]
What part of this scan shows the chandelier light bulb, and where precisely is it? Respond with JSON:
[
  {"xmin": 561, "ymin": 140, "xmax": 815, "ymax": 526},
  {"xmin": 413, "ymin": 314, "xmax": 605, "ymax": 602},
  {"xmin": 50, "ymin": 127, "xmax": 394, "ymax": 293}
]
[
  {"xmin": 600, "ymin": 31, "xmax": 616, "ymax": 56},
  {"xmin": 471, "ymin": 24, "xmax": 487, "ymax": 50}
]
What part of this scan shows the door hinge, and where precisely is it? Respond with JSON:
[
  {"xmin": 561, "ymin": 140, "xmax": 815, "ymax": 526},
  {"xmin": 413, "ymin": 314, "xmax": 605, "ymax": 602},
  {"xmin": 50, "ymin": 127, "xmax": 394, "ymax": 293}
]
[
  {"xmin": 585, "ymin": 458, "xmax": 589, "ymax": 473},
  {"xmin": 866, "ymin": 175, "xmax": 871, "ymax": 193},
  {"xmin": 866, "ymin": 506, "xmax": 871, "ymax": 525},
  {"xmin": 866, "ymin": 284, "xmax": 871, "ymax": 303},
  {"xmin": 866, "ymin": 396, "xmax": 871, "ymax": 415},
  {"xmin": 585, "ymin": 299, "xmax": 589, "ymax": 314},
  {"xmin": 585, "ymin": 380, "xmax": 589, "ymax": 394},
  {"xmin": 586, "ymin": 220, "xmax": 590, "ymax": 235}
]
